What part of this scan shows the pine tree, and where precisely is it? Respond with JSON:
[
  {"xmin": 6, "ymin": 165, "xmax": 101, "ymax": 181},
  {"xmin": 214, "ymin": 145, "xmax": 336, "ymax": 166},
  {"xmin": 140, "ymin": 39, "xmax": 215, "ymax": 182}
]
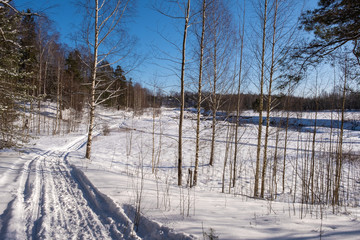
[
  {"xmin": 113, "ymin": 65, "xmax": 127, "ymax": 108},
  {"xmin": 0, "ymin": 4, "xmax": 33, "ymax": 148},
  {"xmin": 19, "ymin": 9, "xmax": 39, "ymax": 96},
  {"xmin": 65, "ymin": 49, "xmax": 85, "ymax": 111},
  {"xmin": 300, "ymin": 0, "xmax": 360, "ymax": 64}
]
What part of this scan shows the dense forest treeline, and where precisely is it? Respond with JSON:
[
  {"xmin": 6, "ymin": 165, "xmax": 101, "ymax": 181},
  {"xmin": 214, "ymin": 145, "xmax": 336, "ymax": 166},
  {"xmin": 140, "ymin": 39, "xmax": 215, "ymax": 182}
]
[{"xmin": 168, "ymin": 91, "xmax": 360, "ymax": 112}]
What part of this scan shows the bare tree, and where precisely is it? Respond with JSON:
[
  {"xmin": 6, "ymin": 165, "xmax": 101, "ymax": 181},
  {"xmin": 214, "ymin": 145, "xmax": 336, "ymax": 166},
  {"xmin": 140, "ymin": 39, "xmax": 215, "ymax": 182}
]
[
  {"xmin": 80, "ymin": 0, "xmax": 134, "ymax": 159},
  {"xmin": 204, "ymin": 0, "xmax": 235, "ymax": 166},
  {"xmin": 35, "ymin": 15, "xmax": 53, "ymax": 134},
  {"xmin": 232, "ymin": 1, "xmax": 246, "ymax": 188},
  {"xmin": 309, "ymin": 72, "xmax": 319, "ymax": 204},
  {"xmin": 177, "ymin": 0, "xmax": 191, "ymax": 186},
  {"xmin": 193, "ymin": 0, "xmax": 206, "ymax": 187},
  {"xmin": 54, "ymin": 45, "xmax": 64, "ymax": 134},
  {"xmin": 254, "ymin": 0, "xmax": 268, "ymax": 198},
  {"xmin": 154, "ymin": 0, "xmax": 193, "ymax": 185},
  {"xmin": 333, "ymin": 54, "xmax": 349, "ymax": 206},
  {"xmin": 260, "ymin": 0, "xmax": 278, "ymax": 198}
]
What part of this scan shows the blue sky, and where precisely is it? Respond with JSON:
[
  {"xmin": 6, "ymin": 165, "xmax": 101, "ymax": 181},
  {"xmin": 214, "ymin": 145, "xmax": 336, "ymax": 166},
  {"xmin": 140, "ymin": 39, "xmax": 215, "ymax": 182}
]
[
  {"xmin": 14, "ymin": 0, "xmax": 80, "ymax": 45},
  {"xmin": 14, "ymin": 0, "xmax": 159, "ymax": 47},
  {"xmin": 13, "ymin": 0, "xmax": 319, "ymax": 95}
]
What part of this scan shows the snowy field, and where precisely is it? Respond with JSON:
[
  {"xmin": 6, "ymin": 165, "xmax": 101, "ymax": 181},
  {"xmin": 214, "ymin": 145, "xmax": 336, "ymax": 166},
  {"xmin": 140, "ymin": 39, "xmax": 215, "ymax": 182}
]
[{"xmin": 0, "ymin": 106, "xmax": 360, "ymax": 239}]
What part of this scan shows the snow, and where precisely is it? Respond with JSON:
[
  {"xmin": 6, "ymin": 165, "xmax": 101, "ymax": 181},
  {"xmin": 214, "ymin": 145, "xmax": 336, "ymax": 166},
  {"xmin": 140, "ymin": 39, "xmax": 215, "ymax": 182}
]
[{"xmin": 0, "ymin": 106, "xmax": 360, "ymax": 239}]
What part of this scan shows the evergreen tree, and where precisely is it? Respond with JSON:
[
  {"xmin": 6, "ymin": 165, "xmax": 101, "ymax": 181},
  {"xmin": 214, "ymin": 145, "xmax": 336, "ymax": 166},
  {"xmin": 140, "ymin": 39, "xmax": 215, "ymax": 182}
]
[
  {"xmin": 300, "ymin": 0, "xmax": 360, "ymax": 64},
  {"xmin": 114, "ymin": 65, "xmax": 127, "ymax": 107},
  {"xmin": 65, "ymin": 49, "xmax": 85, "ymax": 111},
  {"xmin": 19, "ymin": 9, "xmax": 39, "ymax": 96},
  {"xmin": 0, "ymin": 4, "xmax": 33, "ymax": 148},
  {"xmin": 96, "ymin": 60, "xmax": 115, "ymax": 107}
]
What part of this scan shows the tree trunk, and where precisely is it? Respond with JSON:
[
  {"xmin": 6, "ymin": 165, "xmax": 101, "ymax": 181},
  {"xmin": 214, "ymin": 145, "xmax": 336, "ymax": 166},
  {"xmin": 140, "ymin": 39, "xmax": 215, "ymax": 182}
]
[
  {"xmin": 85, "ymin": 0, "xmax": 99, "ymax": 159},
  {"xmin": 178, "ymin": 0, "xmax": 191, "ymax": 186},
  {"xmin": 37, "ymin": 52, "xmax": 42, "ymax": 135},
  {"xmin": 54, "ymin": 58, "xmax": 61, "ymax": 135},
  {"xmin": 209, "ymin": 34, "xmax": 218, "ymax": 167},
  {"xmin": 260, "ymin": 0, "xmax": 278, "ymax": 198},
  {"xmin": 333, "ymin": 57, "xmax": 347, "ymax": 206},
  {"xmin": 222, "ymin": 122, "xmax": 232, "ymax": 193},
  {"xmin": 233, "ymin": 3, "xmax": 245, "ymax": 188},
  {"xmin": 271, "ymin": 125, "xmax": 280, "ymax": 200},
  {"xmin": 194, "ymin": 0, "xmax": 206, "ymax": 187},
  {"xmin": 310, "ymin": 101, "xmax": 318, "ymax": 204},
  {"xmin": 254, "ymin": 0, "xmax": 268, "ymax": 198},
  {"xmin": 282, "ymin": 108, "xmax": 290, "ymax": 193}
]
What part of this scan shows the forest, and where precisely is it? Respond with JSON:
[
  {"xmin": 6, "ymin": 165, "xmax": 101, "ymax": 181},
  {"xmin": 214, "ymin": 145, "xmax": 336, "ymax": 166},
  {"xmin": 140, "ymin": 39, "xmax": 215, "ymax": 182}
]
[
  {"xmin": 0, "ymin": 0, "xmax": 360, "ymax": 239},
  {"xmin": 1, "ymin": 0, "xmax": 359, "ymax": 148}
]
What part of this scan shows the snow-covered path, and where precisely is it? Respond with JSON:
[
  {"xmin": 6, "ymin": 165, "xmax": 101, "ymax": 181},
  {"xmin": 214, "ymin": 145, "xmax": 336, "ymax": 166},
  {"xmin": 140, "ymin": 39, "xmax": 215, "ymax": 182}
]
[{"xmin": 0, "ymin": 136, "xmax": 140, "ymax": 240}]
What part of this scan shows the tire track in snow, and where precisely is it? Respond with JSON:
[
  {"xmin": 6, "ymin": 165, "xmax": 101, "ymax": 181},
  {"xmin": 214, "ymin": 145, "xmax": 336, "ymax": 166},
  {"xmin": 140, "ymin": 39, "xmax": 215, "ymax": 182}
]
[
  {"xmin": 39, "ymin": 155, "xmax": 111, "ymax": 239},
  {"xmin": 1, "ymin": 133, "xmax": 193, "ymax": 240},
  {"xmin": 0, "ymin": 155, "xmax": 28, "ymax": 191},
  {"xmin": 69, "ymin": 167, "xmax": 139, "ymax": 240},
  {"xmin": 1, "ymin": 151, "xmax": 37, "ymax": 239},
  {"xmin": 0, "ymin": 135, "xmax": 140, "ymax": 240}
]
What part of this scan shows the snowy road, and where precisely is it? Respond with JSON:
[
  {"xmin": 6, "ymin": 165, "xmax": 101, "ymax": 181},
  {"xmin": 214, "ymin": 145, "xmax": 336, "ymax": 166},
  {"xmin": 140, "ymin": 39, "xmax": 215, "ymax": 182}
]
[{"xmin": 0, "ymin": 136, "xmax": 140, "ymax": 240}]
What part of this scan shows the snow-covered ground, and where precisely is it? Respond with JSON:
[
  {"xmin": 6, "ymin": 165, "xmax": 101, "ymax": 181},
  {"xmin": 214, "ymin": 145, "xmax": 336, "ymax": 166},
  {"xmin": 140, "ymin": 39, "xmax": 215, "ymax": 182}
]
[{"xmin": 0, "ymin": 106, "xmax": 360, "ymax": 239}]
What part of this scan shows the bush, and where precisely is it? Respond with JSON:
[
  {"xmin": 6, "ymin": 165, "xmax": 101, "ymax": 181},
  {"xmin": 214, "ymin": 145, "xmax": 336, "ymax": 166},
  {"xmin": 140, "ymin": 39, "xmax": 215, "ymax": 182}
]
[
  {"xmin": 103, "ymin": 124, "xmax": 110, "ymax": 136},
  {"xmin": 203, "ymin": 228, "xmax": 219, "ymax": 240}
]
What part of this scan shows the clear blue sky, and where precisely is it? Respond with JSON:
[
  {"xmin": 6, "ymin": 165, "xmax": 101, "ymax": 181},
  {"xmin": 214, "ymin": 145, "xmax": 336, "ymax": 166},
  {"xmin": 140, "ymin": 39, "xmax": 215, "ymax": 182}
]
[
  {"xmin": 14, "ymin": 0, "xmax": 160, "ymax": 48},
  {"xmin": 13, "ymin": 0, "xmax": 319, "ymax": 95}
]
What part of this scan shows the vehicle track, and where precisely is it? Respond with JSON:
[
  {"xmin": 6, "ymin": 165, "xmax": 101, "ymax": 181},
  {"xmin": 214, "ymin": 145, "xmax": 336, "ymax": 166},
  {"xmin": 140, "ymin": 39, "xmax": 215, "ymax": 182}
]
[
  {"xmin": 1, "ymin": 133, "xmax": 193, "ymax": 240},
  {"xmin": 0, "ymin": 136, "xmax": 139, "ymax": 240}
]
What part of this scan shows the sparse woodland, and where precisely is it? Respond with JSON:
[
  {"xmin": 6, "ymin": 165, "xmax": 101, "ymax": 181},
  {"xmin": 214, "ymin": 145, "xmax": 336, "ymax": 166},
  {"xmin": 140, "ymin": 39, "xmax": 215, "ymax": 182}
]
[{"xmin": 0, "ymin": 0, "xmax": 360, "ymax": 238}]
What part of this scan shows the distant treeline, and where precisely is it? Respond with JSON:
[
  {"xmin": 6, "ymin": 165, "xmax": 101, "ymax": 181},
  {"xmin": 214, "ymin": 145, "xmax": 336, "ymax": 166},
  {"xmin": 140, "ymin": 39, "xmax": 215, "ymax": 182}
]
[{"xmin": 164, "ymin": 91, "xmax": 360, "ymax": 112}]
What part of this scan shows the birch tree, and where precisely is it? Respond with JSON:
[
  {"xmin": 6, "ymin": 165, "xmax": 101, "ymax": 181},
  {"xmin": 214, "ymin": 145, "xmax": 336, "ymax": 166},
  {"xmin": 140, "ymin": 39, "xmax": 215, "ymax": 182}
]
[
  {"xmin": 204, "ymin": 0, "xmax": 235, "ymax": 166},
  {"xmin": 80, "ymin": 0, "xmax": 134, "ymax": 159},
  {"xmin": 259, "ymin": 0, "xmax": 278, "ymax": 198},
  {"xmin": 260, "ymin": 0, "xmax": 298, "ymax": 198},
  {"xmin": 232, "ymin": 1, "xmax": 246, "ymax": 188},
  {"xmin": 333, "ymin": 54, "xmax": 350, "ymax": 206},
  {"xmin": 193, "ymin": 0, "xmax": 206, "ymax": 187},
  {"xmin": 155, "ymin": 0, "xmax": 192, "ymax": 186},
  {"xmin": 254, "ymin": 0, "xmax": 268, "ymax": 198},
  {"xmin": 178, "ymin": 0, "xmax": 191, "ymax": 186}
]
